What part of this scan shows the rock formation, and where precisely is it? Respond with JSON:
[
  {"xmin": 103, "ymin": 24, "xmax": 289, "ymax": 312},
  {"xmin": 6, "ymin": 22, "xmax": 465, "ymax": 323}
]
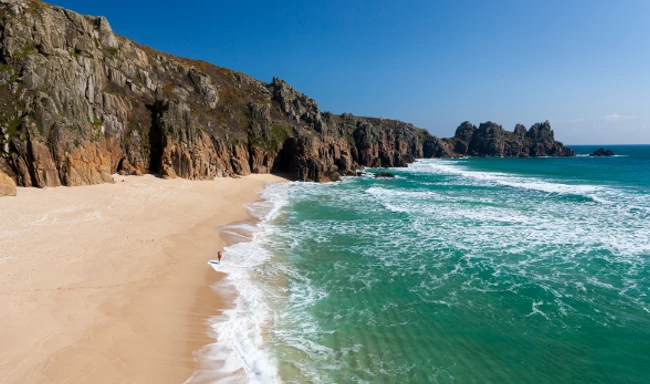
[
  {"xmin": 443, "ymin": 121, "xmax": 575, "ymax": 158},
  {"xmin": 0, "ymin": 169, "xmax": 16, "ymax": 195},
  {"xmin": 590, "ymin": 148, "xmax": 614, "ymax": 156},
  {"xmin": 0, "ymin": 1, "xmax": 575, "ymax": 187}
]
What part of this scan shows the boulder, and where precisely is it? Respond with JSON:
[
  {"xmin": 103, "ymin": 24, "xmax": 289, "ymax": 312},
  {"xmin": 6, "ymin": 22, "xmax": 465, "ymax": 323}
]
[
  {"xmin": 0, "ymin": 171, "xmax": 16, "ymax": 196},
  {"xmin": 375, "ymin": 172, "xmax": 395, "ymax": 178}
]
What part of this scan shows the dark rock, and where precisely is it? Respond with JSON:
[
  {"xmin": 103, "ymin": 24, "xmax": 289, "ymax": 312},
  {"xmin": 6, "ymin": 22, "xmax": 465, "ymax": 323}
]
[
  {"xmin": 0, "ymin": 1, "xmax": 434, "ymax": 187},
  {"xmin": 590, "ymin": 148, "xmax": 615, "ymax": 156},
  {"xmin": 454, "ymin": 140, "xmax": 468, "ymax": 155},
  {"xmin": 514, "ymin": 124, "xmax": 527, "ymax": 139},
  {"xmin": 454, "ymin": 121, "xmax": 476, "ymax": 142},
  {"xmin": 423, "ymin": 136, "xmax": 454, "ymax": 158},
  {"xmin": 375, "ymin": 172, "xmax": 395, "ymax": 178},
  {"xmin": 0, "ymin": 2, "xmax": 576, "ymax": 189},
  {"xmin": 468, "ymin": 122, "xmax": 505, "ymax": 156},
  {"xmin": 422, "ymin": 120, "xmax": 574, "ymax": 159}
]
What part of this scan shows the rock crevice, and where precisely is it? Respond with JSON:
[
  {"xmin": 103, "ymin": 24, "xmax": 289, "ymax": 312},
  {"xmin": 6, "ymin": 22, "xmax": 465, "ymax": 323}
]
[{"xmin": 0, "ymin": 2, "xmax": 575, "ymax": 187}]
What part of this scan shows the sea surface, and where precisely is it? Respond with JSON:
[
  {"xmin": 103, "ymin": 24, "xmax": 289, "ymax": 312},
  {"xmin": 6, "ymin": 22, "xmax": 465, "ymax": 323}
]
[{"xmin": 209, "ymin": 145, "xmax": 650, "ymax": 384}]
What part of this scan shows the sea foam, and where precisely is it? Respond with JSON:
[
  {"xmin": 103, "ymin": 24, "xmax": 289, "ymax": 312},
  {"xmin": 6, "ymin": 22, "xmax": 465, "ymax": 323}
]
[
  {"xmin": 187, "ymin": 183, "xmax": 290, "ymax": 384},
  {"xmin": 193, "ymin": 156, "xmax": 650, "ymax": 383},
  {"xmin": 404, "ymin": 159, "xmax": 608, "ymax": 201}
]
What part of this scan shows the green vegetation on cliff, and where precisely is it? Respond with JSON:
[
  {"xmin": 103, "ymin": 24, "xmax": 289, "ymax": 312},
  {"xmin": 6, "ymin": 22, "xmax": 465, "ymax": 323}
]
[{"xmin": 0, "ymin": 0, "xmax": 574, "ymax": 187}]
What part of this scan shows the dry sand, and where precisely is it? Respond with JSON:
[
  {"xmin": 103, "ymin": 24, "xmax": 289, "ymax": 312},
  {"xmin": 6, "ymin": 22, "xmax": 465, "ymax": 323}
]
[{"xmin": 0, "ymin": 173, "xmax": 287, "ymax": 384}]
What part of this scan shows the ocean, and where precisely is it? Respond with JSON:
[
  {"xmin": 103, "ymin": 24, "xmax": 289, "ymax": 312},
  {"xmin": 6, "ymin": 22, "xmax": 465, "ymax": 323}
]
[{"xmin": 209, "ymin": 145, "xmax": 650, "ymax": 384}]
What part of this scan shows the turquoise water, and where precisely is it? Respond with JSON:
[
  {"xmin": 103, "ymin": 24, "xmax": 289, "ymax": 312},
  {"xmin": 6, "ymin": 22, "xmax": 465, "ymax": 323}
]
[{"xmin": 221, "ymin": 145, "xmax": 650, "ymax": 383}]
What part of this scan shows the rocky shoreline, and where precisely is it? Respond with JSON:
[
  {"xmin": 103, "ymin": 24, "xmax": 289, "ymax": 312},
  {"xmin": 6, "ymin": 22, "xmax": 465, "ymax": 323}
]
[{"xmin": 0, "ymin": 0, "xmax": 575, "ymax": 189}]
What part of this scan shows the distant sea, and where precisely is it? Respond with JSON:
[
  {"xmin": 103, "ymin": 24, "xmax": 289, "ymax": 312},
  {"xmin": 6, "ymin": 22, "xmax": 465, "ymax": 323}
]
[{"xmin": 210, "ymin": 145, "xmax": 650, "ymax": 384}]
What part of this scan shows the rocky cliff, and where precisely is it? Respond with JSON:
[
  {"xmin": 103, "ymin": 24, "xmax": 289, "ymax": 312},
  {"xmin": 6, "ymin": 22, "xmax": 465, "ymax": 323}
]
[
  {"xmin": 442, "ymin": 121, "xmax": 575, "ymax": 158},
  {"xmin": 0, "ymin": 0, "xmax": 574, "ymax": 188}
]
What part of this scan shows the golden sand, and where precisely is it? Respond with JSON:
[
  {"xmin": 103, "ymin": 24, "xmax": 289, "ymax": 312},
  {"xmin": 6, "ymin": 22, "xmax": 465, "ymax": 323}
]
[{"xmin": 0, "ymin": 173, "xmax": 287, "ymax": 383}]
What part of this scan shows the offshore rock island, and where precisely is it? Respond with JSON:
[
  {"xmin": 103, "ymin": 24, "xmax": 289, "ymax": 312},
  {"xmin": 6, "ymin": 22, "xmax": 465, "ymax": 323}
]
[{"xmin": 0, "ymin": 0, "xmax": 574, "ymax": 187}]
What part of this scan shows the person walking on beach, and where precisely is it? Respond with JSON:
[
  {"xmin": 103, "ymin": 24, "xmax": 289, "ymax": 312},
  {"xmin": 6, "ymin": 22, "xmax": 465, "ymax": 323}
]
[{"xmin": 217, "ymin": 251, "xmax": 223, "ymax": 265}]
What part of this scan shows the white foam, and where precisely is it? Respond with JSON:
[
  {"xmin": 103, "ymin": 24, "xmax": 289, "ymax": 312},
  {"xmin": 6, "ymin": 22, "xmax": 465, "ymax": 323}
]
[
  {"xmin": 190, "ymin": 157, "xmax": 650, "ymax": 381},
  {"xmin": 405, "ymin": 159, "xmax": 608, "ymax": 200},
  {"xmin": 427, "ymin": 160, "xmax": 630, "ymax": 209},
  {"xmin": 218, "ymin": 223, "xmax": 260, "ymax": 239},
  {"xmin": 186, "ymin": 183, "xmax": 292, "ymax": 384},
  {"xmin": 346, "ymin": 159, "xmax": 650, "ymax": 320},
  {"xmin": 556, "ymin": 154, "xmax": 627, "ymax": 158}
]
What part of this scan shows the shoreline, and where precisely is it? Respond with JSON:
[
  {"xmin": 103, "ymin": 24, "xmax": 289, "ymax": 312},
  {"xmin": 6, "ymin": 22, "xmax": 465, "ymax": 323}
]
[
  {"xmin": 185, "ymin": 221, "xmax": 258, "ymax": 384},
  {"xmin": 188, "ymin": 187, "xmax": 288, "ymax": 383},
  {"xmin": 0, "ymin": 173, "xmax": 287, "ymax": 383}
]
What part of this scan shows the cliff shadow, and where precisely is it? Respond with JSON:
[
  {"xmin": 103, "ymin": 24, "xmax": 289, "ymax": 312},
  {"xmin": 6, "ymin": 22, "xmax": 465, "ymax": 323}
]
[
  {"xmin": 271, "ymin": 137, "xmax": 297, "ymax": 178},
  {"xmin": 146, "ymin": 103, "xmax": 164, "ymax": 176}
]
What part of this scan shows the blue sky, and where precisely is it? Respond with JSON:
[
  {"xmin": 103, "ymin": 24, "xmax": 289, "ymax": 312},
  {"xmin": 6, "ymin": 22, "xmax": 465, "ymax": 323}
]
[{"xmin": 50, "ymin": 0, "xmax": 650, "ymax": 144}]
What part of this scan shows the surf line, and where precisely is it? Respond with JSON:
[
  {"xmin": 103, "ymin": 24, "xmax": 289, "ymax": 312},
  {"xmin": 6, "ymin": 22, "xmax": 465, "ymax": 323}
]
[{"xmin": 207, "ymin": 261, "xmax": 253, "ymax": 269}]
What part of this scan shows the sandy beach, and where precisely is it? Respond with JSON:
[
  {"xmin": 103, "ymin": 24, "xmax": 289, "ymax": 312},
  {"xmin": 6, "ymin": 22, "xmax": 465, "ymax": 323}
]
[{"xmin": 0, "ymin": 173, "xmax": 286, "ymax": 384}]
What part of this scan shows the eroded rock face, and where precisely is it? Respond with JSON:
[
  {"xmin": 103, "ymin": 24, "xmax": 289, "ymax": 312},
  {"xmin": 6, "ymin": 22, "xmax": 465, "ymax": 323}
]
[
  {"xmin": 436, "ymin": 120, "xmax": 574, "ymax": 158},
  {"xmin": 454, "ymin": 121, "xmax": 476, "ymax": 142},
  {"xmin": 0, "ymin": 169, "xmax": 16, "ymax": 195},
  {"xmin": 0, "ymin": 2, "xmax": 574, "ymax": 188},
  {"xmin": 590, "ymin": 148, "xmax": 614, "ymax": 157},
  {"xmin": 0, "ymin": 1, "xmax": 433, "ymax": 185}
]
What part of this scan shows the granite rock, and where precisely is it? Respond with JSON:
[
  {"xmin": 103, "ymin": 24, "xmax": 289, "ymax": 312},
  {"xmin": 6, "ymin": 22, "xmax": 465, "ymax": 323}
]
[
  {"xmin": 0, "ymin": 1, "xmax": 575, "ymax": 189},
  {"xmin": 0, "ymin": 169, "xmax": 16, "ymax": 195}
]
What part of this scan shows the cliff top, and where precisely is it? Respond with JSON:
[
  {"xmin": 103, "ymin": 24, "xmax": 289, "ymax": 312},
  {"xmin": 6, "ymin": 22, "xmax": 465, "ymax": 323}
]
[{"xmin": 0, "ymin": 0, "xmax": 573, "ymax": 189}]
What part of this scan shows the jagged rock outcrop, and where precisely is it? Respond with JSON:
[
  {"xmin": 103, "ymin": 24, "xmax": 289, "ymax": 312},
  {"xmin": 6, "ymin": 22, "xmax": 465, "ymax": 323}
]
[
  {"xmin": 590, "ymin": 148, "xmax": 614, "ymax": 156},
  {"xmin": 454, "ymin": 121, "xmax": 476, "ymax": 142},
  {"xmin": 0, "ymin": 169, "xmax": 15, "ymax": 195},
  {"xmin": 0, "ymin": 1, "xmax": 432, "ymax": 184},
  {"xmin": 0, "ymin": 1, "xmax": 575, "ymax": 187},
  {"xmin": 422, "ymin": 135, "xmax": 455, "ymax": 158},
  {"xmin": 439, "ymin": 120, "xmax": 574, "ymax": 158}
]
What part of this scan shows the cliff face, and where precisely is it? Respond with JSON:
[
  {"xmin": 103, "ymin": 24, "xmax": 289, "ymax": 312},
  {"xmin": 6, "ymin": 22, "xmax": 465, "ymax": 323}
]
[
  {"xmin": 0, "ymin": 1, "xmax": 574, "ymax": 188},
  {"xmin": 446, "ymin": 121, "xmax": 575, "ymax": 158}
]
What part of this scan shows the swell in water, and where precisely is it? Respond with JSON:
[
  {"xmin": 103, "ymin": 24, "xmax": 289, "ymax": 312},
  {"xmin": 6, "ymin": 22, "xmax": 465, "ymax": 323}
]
[{"xmin": 191, "ymin": 148, "xmax": 650, "ymax": 383}]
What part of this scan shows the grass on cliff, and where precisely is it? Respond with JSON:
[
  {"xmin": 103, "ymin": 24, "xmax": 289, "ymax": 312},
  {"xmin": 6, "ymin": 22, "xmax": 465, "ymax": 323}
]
[
  {"xmin": 28, "ymin": 0, "xmax": 52, "ymax": 8},
  {"xmin": 251, "ymin": 124, "xmax": 292, "ymax": 152},
  {"xmin": 89, "ymin": 113, "xmax": 103, "ymax": 128},
  {"xmin": 271, "ymin": 124, "xmax": 291, "ymax": 143},
  {"xmin": 88, "ymin": 114, "xmax": 104, "ymax": 142},
  {"xmin": 0, "ymin": 63, "xmax": 18, "ymax": 82},
  {"xmin": 5, "ymin": 118, "xmax": 23, "ymax": 139},
  {"xmin": 103, "ymin": 47, "xmax": 119, "ymax": 57},
  {"xmin": 16, "ymin": 42, "xmax": 38, "ymax": 59},
  {"xmin": 0, "ymin": 80, "xmax": 26, "ymax": 146}
]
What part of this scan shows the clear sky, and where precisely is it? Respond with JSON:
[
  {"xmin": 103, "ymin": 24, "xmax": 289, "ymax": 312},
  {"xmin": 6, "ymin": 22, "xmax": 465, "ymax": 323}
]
[{"xmin": 49, "ymin": 0, "xmax": 650, "ymax": 144}]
